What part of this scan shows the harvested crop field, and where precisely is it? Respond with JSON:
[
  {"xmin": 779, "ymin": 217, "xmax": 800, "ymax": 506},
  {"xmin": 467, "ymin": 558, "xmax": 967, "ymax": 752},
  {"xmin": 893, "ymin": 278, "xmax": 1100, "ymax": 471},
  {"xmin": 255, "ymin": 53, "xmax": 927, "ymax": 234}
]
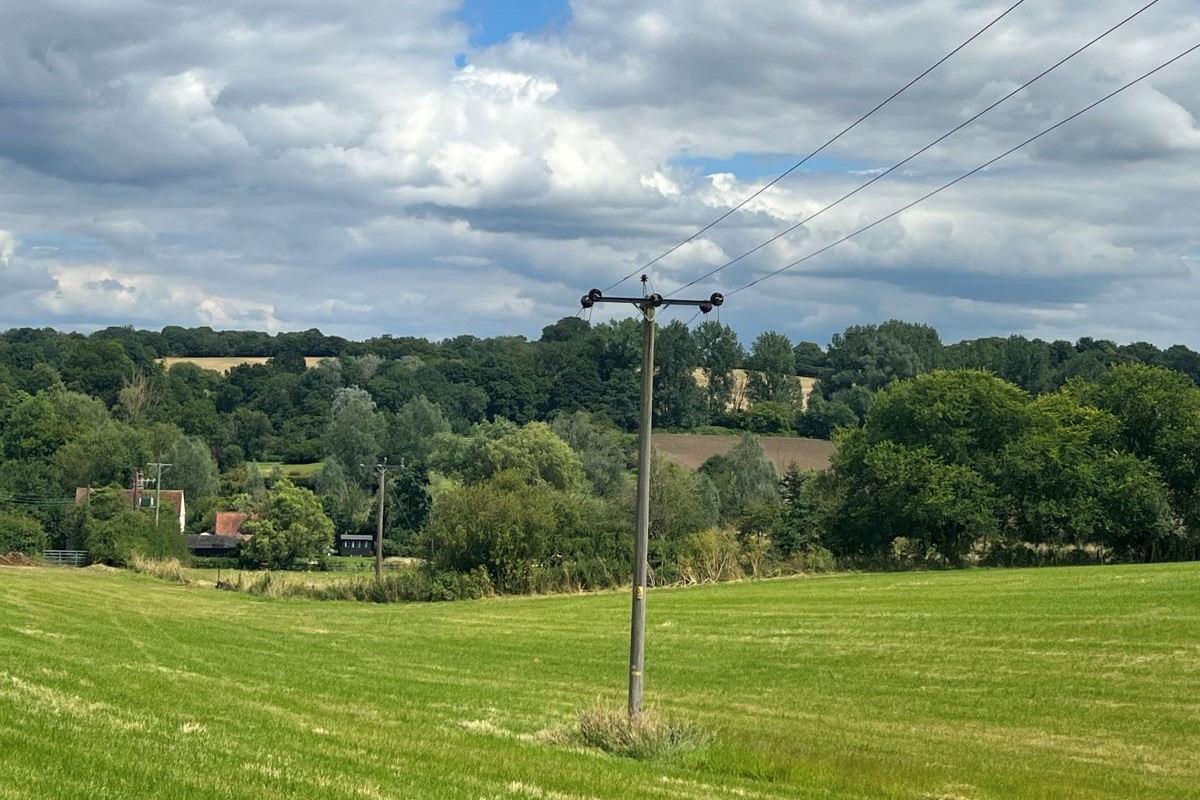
[
  {"xmin": 655, "ymin": 432, "xmax": 833, "ymax": 472},
  {"xmin": 158, "ymin": 356, "xmax": 326, "ymax": 373}
]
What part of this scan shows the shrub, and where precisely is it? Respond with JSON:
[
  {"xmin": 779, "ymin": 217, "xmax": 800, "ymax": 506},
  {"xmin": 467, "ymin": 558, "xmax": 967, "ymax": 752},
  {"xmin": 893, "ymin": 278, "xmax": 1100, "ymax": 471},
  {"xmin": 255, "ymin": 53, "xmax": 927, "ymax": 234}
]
[
  {"xmin": 0, "ymin": 510, "xmax": 49, "ymax": 556},
  {"xmin": 677, "ymin": 528, "xmax": 742, "ymax": 585}
]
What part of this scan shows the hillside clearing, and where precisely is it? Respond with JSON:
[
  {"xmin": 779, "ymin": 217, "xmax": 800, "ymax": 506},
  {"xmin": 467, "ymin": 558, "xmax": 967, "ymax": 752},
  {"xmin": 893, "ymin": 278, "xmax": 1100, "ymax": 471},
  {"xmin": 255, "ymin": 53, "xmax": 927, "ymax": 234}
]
[
  {"xmin": 2, "ymin": 563, "xmax": 1198, "ymax": 798},
  {"xmin": 655, "ymin": 432, "xmax": 834, "ymax": 472}
]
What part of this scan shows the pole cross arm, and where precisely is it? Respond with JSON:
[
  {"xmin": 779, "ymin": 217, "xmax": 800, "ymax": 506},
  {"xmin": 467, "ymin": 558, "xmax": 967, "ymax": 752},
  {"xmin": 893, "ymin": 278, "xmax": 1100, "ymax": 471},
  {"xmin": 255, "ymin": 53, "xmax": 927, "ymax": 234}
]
[{"xmin": 580, "ymin": 288, "xmax": 725, "ymax": 314}]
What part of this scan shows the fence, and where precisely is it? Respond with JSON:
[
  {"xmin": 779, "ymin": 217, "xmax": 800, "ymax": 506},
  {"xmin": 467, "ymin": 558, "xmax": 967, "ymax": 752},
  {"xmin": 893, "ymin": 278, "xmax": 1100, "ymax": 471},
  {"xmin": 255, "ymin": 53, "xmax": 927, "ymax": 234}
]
[{"xmin": 42, "ymin": 550, "xmax": 90, "ymax": 567}]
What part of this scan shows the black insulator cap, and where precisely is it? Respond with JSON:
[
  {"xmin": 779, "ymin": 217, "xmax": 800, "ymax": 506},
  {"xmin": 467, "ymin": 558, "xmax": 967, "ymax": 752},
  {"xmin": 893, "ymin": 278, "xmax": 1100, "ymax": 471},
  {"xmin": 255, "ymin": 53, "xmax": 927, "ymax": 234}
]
[
  {"xmin": 587, "ymin": 288, "xmax": 603, "ymax": 302},
  {"xmin": 699, "ymin": 302, "xmax": 713, "ymax": 314},
  {"xmin": 581, "ymin": 294, "xmax": 594, "ymax": 309},
  {"xmin": 710, "ymin": 292, "xmax": 724, "ymax": 307},
  {"xmin": 649, "ymin": 293, "xmax": 664, "ymax": 307}
]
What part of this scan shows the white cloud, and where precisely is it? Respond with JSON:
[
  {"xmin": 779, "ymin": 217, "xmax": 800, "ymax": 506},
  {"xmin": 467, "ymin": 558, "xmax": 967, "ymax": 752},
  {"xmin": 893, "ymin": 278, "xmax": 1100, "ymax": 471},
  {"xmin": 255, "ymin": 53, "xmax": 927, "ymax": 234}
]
[{"xmin": 0, "ymin": 1, "xmax": 1196, "ymax": 350}]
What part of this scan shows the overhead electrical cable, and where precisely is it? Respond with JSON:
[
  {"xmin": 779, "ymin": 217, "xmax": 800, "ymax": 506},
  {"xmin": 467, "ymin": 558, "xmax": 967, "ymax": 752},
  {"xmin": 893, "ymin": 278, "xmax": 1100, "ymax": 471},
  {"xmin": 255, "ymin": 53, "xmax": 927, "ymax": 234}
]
[
  {"xmin": 601, "ymin": 0, "xmax": 1031, "ymax": 293},
  {"xmin": 718, "ymin": 41, "xmax": 1200, "ymax": 298},
  {"xmin": 672, "ymin": 0, "xmax": 1165, "ymax": 294}
]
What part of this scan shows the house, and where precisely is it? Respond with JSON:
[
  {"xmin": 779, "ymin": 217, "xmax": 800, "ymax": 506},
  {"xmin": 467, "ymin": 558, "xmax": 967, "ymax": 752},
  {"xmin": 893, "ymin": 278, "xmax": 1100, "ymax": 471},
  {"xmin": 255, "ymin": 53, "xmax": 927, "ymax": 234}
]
[
  {"xmin": 186, "ymin": 511, "xmax": 253, "ymax": 558},
  {"xmin": 337, "ymin": 533, "xmax": 374, "ymax": 557},
  {"xmin": 74, "ymin": 486, "xmax": 186, "ymax": 533},
  {"xmin": 185, "ymin": 533, "xmax": 246, "ymax": 558}
]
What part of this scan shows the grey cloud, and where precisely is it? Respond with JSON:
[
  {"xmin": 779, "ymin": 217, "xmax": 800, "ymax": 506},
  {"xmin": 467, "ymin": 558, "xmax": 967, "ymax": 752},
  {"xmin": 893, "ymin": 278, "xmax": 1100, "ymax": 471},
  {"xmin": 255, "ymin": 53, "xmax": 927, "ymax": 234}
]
[
  {"xmin": 0, "ymin": 1, "xmax": 1197, "ymax": 350},
  {"xmin": 84, "ymin": 278, "xmax": 131, "ymax": 293}
]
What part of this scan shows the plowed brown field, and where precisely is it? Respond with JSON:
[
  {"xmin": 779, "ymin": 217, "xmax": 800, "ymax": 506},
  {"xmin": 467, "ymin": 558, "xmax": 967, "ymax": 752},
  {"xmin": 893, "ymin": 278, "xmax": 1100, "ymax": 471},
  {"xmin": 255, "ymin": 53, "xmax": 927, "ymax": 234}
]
[{"xmin": 655, "ymin": 433, "xmax": 833, "ymax": 472}]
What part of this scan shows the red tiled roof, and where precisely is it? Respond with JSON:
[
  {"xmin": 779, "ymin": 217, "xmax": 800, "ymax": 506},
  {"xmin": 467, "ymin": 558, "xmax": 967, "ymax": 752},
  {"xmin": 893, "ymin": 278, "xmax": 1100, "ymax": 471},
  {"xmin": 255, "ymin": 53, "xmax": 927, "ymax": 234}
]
[{"xmin": 215, "ymin": 512, "xmax": 250, "ymax": 537}]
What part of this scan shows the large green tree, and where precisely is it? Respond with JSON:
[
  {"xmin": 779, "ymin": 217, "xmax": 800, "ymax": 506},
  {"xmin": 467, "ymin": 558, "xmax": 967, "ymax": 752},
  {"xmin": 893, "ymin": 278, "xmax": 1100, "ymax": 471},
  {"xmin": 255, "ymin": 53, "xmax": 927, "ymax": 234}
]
[
  {"xmin": 242, "ymin": 480, "xmax": 335, "ymax": 569},
  {"xmin": 323, "ymin": 387, "xmax": 386, "ymax": 484}
]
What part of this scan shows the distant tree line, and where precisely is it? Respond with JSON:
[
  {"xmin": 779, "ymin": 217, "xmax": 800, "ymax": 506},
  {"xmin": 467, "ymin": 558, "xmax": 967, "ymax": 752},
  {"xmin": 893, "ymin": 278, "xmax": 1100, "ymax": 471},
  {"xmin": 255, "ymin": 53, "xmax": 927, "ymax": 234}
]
[{"xmin": 2, "ymin": 320, "xmax": 1199, "ymax": 582}]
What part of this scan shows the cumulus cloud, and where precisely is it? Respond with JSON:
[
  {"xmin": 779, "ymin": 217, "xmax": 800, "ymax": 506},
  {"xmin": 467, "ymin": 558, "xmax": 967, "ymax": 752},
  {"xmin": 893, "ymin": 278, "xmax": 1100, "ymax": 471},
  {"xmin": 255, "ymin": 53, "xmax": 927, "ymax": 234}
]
[{"xmin": 0, "ymin": 0, "xmax": 1196, "ymax": 348}]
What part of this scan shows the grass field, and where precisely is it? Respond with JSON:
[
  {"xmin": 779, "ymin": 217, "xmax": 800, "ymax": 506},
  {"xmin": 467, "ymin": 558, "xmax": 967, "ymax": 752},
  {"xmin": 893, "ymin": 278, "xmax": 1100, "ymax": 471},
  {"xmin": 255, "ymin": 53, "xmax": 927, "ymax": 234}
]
[
  {"xmin": 253, "ymin": 461, "xmax": 324, "ymax": 480},
  {"xmin": 2, "ymin": 564, "xmax": 1198, "ymax": 799}
]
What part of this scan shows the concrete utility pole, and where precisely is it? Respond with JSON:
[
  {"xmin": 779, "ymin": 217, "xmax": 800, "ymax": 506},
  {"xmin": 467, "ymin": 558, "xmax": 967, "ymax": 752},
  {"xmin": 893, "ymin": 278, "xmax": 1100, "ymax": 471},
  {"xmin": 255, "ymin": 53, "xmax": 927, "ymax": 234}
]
[
  {"xmin": 581, "ymin": 277, "xmax": 724, "ymax": 718},
  {"xmin": 147, "ymin": 461, "xmax": 172, "ymax": 526}
]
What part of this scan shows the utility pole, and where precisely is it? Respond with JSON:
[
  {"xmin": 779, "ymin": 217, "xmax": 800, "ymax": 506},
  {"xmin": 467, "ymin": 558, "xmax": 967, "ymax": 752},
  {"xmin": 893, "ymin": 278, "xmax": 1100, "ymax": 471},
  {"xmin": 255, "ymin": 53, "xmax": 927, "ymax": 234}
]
[
  {"xmin": 581, "ymin": 276, "xmax": 724, "ymax": 718},
  {"xmin": 374, "ymin": 458, "xmax": 401, "ymax": 582},
  {"xmin": 374, "ymin": 458, "xmax": 388, "ymax": 582},
  {"xmin": 147, "ymin": 461, "xmax": 172, "ymax": 526}
]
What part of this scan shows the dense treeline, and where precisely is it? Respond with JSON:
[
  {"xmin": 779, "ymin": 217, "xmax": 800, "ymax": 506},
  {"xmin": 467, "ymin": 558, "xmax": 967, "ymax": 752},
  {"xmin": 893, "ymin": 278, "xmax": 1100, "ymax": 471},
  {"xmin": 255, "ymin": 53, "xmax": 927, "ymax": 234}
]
[{"xmin": 2, "ymin": 320, "xmax": 1199, "ymax": 583}]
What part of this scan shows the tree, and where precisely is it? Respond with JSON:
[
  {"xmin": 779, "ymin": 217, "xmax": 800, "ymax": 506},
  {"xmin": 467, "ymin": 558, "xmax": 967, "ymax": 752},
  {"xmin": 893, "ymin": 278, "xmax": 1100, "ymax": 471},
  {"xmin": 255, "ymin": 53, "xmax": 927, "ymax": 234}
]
[
  {"xmin": 314, "ymin": 458, "xmax": 372, "ymax": 537},
  {"xmin": 426, "ymin": 472, "xmax": 559, "ymax": 592},
  {"xmin": 863, "ymin": 370, "xmax": 1032, "ymax": 472},
  {"xmin": 797, "ymin": 390, "xmax": 858, "ymax": 439},
  {"xmin": 165, "ymin": 436, "xmax": 219, "ymax": 502},
  {"xmin": 699, "ymin": 433, "xmax": 779, "ymax": 522},
  {"xmin": 242, "ymin": 480, "xmax": 335, "ymax": 569},
  {"xmin": 116, "ymin": 371, "xmax": 158, "ymax": 422},
  {"xmin": 390, "ymin": 395, "xmax": 451, "ymax": 465},
  {"xmin": 0, "ymin": 509, "xmax": 48, "ymax": 555},
  {"xmin": 550, "ymin": 411, "xmax": 631, "ymax": 498},
  {"xmin": 823, "ymin": 324, "xmax": 921, "ymax": 395},
  {"xmin": 792, "ymin": 341, "xmax": 826, "ymax": 377},
  {"xmin": 692, "ymin": 321, "xmax": 745, "ymax": 414},
  {"xmin": 746, "ymin": 331, "xmax": 794, "ymax": 403},
  {"xmin": 1073, "ymin": 363, "xmax": 1200, "ymax": 530},
  {"xmin": 322, "ymin": 387, "xmax": 386, "ymax": 484},
  {"xmin": 81, "ymin": 485, "xmax": 186, "ymax": 565},
  {"xmin": 56, "ymin": 421, "xmax": 151, "ymax": 490},
  {"xmin": 430, "ymin": 420, "xmax": 585, "ymax": 493},
  {"xmin": 654, "ymin": 320, "xmax": 706, "ymax": 429},
  {"xmin": 878, "ymin": 320, "xmax": 942, "ymax": 372},
  {"xmin": 60, "ymin": 338, "xmax": 136, "ymax": 407},
  {"xmin": 637, "ymin": 454, "xmax": 719, "ymax": 574},
  {"xmin": 828, "ymin": 436, "xmax": 998, "ymax": 562}
]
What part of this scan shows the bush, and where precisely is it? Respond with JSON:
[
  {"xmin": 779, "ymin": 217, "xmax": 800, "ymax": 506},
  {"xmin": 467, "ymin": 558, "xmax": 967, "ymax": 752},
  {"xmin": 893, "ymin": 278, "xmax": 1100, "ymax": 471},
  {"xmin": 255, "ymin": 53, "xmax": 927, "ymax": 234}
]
[
  {"xmin": 677, "ymin": 529, "xmax": 742, "ymax": 585},
  {"xmin": 0, "ymin": 510, "xmax": 49, "ymax": 555},
  {"xmin": 191, "ymin": 556, "xmax": 241, "ymax": 570}
]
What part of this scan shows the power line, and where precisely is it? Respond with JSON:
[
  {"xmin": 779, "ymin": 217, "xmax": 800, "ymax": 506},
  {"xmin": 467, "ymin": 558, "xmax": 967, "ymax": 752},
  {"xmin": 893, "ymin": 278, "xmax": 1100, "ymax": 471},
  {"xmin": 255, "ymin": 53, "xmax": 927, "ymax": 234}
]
[
  {"xmin": 672, "ymin": 0, "xmax": 1165, "ymax": 294},
  {"xmin": 722, "ymin": 40, "xmax": 1200, "ymax": 298},
  {"xmin": 603, "ymin": 0, "xmax": 1031, "ymax": 293}
]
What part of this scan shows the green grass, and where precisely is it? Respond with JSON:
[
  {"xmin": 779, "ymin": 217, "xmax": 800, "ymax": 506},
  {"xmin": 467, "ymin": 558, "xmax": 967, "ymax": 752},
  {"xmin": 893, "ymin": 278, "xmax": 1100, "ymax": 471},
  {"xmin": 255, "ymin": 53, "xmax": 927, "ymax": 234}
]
[
  {"xmin": 253, "ymin": 461, "xmax": 323, "ymax": 479},
  {"xmin": 1, "ymin": 564, "xmax": 1198, "ymax": 799}
]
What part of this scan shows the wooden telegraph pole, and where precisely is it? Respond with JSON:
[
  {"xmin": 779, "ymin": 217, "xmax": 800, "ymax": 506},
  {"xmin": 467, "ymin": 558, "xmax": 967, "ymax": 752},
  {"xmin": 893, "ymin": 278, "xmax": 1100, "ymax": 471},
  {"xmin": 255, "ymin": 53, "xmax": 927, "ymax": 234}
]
[
  {"xmin": 581, "ymin": 276, "xmax": 724, "ymax": 717},
  {"xmin": 374, "ymin": 458, "xmax": 388, "ymax": 582}
]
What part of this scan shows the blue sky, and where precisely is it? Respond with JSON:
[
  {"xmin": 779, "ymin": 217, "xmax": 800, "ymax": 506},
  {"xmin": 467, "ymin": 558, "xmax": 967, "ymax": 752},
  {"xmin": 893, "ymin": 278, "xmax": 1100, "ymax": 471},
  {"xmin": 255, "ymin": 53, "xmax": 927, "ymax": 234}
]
[{"xmin": 456, "ymin": 0, "xmax": 572, "ymax": 47}]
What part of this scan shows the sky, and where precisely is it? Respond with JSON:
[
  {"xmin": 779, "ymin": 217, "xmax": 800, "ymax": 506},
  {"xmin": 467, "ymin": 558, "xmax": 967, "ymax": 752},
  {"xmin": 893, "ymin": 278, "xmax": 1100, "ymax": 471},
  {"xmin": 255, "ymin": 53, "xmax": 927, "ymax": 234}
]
[{"xmin": 0, "ymin": 0, "xmax": 1198, "ymax": 349}]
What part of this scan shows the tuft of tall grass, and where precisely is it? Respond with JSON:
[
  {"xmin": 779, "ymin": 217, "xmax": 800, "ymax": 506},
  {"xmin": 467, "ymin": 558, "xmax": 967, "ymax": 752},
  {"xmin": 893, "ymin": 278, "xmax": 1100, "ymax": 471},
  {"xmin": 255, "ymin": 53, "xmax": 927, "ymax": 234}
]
[
  {"xmin": 548, "ymin": 701, "xmax": 711, "ymax": 760},
  {"xmin": 127, "ymin": 555, "xmax": 189, "ymax": 584},
  {"xmin": 215, "ymin": 566, "xmax": 496, "ymax": 603}
]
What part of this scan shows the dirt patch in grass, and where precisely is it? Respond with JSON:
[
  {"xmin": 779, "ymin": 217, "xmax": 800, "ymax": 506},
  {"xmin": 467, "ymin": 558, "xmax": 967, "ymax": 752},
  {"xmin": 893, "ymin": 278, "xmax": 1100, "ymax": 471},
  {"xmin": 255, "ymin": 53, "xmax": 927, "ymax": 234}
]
[
  {"xmin": 655, "ymin": 433, "xmax": 833, "ymax": 472},
  {"xmin": 0, "ymin": 553, "xmax": 35, "ymax": 567}
]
